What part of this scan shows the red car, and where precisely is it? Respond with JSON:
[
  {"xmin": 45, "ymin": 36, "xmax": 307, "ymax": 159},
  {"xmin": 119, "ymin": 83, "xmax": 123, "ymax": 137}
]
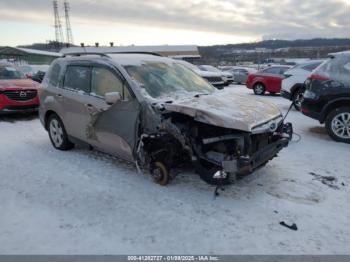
[
  {"xmin": 0, "ymin": 65, "xmax": 41, "ymax": 114},
  {"xmin": 246, "ymin": 66, "xmax": 291, "ymax": 95}
]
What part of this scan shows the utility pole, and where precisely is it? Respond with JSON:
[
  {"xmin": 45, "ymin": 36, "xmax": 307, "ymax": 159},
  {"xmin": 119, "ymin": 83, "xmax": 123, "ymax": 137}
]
[
  {"xmin": 53, "ymin": 0, "xmax": 64, "ymax": 44},
  {"xmin": 64, "ymin": 0, "xmax": 74, "ymax": 45}
]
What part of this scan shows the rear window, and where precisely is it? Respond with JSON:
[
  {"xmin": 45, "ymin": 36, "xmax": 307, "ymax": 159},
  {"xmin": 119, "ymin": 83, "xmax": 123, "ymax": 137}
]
[
  {"xmin": 302, "ymin": 62, "xmax": 323, "ymax": 72},
  {"xmin": 64, "ymin": 66, "xmax": 91, "ymax": 93},
  {"xmin": 315, "ymin": 56, "xmax": 350, "ymax": 84}
]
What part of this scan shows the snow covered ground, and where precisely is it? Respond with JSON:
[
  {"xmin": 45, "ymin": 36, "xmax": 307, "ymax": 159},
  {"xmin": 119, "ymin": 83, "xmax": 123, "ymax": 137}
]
[{"xmin": 0, "ymin": 85, "xmax": 349, "ymax": 254}]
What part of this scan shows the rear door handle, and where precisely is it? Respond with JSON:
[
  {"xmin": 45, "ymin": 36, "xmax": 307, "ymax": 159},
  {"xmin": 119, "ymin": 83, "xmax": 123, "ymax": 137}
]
[{"xmin": 57, "ymin": 94, "xmax": 63, "ymax": 98}]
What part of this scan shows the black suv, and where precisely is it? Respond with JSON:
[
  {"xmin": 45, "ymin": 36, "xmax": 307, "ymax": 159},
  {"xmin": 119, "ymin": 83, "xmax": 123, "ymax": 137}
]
[{"xmin": 301, "ymin": 51, "xmax": 350, "ymax": 143}]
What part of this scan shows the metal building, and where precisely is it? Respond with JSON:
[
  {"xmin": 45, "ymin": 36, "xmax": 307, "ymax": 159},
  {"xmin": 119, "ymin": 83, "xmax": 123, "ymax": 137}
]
[{"xmin": 0, "ymin": 47, "xmax": 61, "ymax": 65}]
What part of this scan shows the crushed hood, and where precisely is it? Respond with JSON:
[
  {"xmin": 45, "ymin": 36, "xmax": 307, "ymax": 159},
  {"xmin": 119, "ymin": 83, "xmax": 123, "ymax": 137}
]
[{"xmin": 162, "ymin": 90, "xmax": 282, "ymax": 132}]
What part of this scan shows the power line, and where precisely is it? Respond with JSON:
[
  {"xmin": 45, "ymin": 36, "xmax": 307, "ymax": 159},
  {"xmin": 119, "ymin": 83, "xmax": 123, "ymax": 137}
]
[
  {"xmin": 64, "ymin": 0, "xmax": 74, "ymax": 45},
  {"xmin": 53, "ymin": 0, "xmax": 64, "ymax": 43}
]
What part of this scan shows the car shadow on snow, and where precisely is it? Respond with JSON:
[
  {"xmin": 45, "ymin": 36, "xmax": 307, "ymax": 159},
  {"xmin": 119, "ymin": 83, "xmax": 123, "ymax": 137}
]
[
  {"xmin": 0, "ymin": 112, "xmax": 38, "ymax": 123},
  {"xmin": 308, "ymin": 126, "xmax": 330, "ymax": 141}
]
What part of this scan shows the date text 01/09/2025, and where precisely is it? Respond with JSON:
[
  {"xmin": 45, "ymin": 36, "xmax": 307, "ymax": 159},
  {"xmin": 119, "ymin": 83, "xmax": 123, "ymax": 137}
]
[{"xmin": 127, "ymin": 256, "xmax": 220, "ymax": 261}]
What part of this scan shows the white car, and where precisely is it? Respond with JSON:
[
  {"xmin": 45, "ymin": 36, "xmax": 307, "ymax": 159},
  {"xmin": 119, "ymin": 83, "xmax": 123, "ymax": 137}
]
[
  {"xmin": 198, "ymin": 65, "xmax": 234, "ymax": 85},
  {"xmin": 281, "ymin": 60, "xmax": 324, "ymax": 110},
  {"xmin": 175, "ymin": 60, "xmax": 226, "ymax": 89}
]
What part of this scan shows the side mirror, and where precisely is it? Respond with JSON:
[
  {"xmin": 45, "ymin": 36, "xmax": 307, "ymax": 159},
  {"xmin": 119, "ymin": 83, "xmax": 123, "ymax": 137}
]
[{"xmin": 105, "ymin": 92, "xmax": 121, "ymax": 105}]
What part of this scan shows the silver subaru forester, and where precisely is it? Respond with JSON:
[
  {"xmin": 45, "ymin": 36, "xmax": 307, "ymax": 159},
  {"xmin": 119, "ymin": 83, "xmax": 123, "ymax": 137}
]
[{"xmin": 39, "ymin": 52, "xmax": 292, "ymax": 185}]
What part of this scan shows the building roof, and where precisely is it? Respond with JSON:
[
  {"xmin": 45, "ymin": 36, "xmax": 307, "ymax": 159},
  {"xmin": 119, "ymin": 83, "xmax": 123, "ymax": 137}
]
[{"xmin": 0, "ymin": 46, "xmax": 61, "ymax": 57}]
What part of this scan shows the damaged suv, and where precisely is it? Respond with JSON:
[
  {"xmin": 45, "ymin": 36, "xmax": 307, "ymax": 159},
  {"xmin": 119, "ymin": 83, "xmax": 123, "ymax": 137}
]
[{"xmin": 39, "ymin": 53, "xmax": 292, "ymax": 185}]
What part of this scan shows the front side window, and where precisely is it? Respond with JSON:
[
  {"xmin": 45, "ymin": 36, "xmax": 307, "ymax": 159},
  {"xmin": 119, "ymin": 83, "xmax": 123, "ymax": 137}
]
[
  {"xmin": 0, "ymin": 67, "xmax": 25, "ymax": 80},
  {"xmin": 124, "ymin": 61, "xmax": 215, "ymax": 99},
  {"xmin": 91, "ymin": 67, "xmax": 131, "ymax": 100},
  {"xmin": 64, "ymin": 66, "xmax": 91, "ymax": 93}
]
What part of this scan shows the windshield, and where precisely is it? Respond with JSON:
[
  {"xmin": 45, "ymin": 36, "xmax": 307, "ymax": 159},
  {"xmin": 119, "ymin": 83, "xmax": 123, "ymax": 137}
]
[
  {"xmin": 0, "ymin": 67, "xmax": 25, "ymax": 80},
  {"xmin": 124, "ymin": 61, "xmax": 215, "ymax": 99}
]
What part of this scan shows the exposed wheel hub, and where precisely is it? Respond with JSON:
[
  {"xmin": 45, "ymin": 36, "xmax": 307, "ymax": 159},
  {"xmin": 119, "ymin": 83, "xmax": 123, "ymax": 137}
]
[{"xmin": 151, "ymin": 167, "xmax": 163, "ymax": 181}]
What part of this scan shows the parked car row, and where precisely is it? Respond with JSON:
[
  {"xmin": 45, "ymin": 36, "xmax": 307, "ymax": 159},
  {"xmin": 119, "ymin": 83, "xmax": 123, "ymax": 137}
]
[
  {"xmin": 243, "ymin": 52, "xmax": 350, "ymax": 144},
  {"xmin": 246, "ymin": 65, "xmax": 291, "ymax": 95}
]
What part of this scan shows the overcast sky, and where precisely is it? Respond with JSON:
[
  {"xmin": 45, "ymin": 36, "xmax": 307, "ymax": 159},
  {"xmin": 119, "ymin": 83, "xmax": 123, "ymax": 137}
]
[{"xmin": 1, "ymin": 0, "xmax": 350, "ymax": 46}]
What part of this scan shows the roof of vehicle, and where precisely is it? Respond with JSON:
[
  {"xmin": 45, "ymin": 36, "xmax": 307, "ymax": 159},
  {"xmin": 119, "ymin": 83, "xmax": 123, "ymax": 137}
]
[
  {"xmin": 59, "ymin": 53, "xmax": 183, "ymax": 67},
  {"xmin": 298, "ymin": 59, "xmax": 325, "ymax": 65},
  {"xmin": 328, "ymin": 50, "xmax": 350, "ymax": 57}
]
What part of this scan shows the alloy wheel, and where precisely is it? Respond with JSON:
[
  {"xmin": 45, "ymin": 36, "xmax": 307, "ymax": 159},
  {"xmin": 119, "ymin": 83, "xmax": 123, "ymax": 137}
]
[
  {"xmin": 254, "ymin": 84, "xmax": 265, "ymax": 95},
  {"xmin": 331, "ymin": 112, "xmax": 350, "ymax": 139},
  {"xmin": 49, "ymin": 119, "xmax": 64, "ymax": 147}
]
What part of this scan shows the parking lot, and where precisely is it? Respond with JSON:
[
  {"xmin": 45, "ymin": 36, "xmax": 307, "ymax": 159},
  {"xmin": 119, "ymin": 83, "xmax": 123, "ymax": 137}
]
[{"xmin": 0, "ymin": 84, "xmax": 349, "ymax": 254}]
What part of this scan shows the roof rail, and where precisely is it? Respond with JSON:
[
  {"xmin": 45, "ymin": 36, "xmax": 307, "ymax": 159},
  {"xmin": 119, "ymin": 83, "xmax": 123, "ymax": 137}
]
[
  {"xmin": 62, "ymin": 52, "xmax": 110, "ymax": 58},
  {"xmin": 107, "ymin": 51, "xmax": 162, "ymax": 57},
  {"xmin": 62, "ymin": 51, "xmax": 162, "ymax": 58}
]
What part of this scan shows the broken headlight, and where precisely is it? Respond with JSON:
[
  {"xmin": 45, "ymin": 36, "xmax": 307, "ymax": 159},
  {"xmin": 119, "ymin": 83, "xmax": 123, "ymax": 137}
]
[{"xmin": 251, "ymin": 116, "xmax": 283, "ymax": 134}]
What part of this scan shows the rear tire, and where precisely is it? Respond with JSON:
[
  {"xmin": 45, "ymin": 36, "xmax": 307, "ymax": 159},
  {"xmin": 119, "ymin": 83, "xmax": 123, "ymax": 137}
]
[
  {"xmin": 48, "ymin": 114, "xmax": 74, "ymax": 150},
  {"xmin": 253, "ymin": 83, "xmax": 265, "ymax": 95},
  {"xmin": 325, "ymin": 107, "xmax": 350, "ymax": 144},
  {"xmin": 293, "ymin": 89, "xmax": 304, "ymax": 111}
]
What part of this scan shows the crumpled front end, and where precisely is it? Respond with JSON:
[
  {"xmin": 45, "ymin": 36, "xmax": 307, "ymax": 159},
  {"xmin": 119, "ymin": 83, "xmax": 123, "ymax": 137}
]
[
  {"xmin": 136, "ymin": 98, "xmax": 292, "ymax": 185},
  {"xmin": 189, "ymin": 119, "xmax": 293, "ymax": 184}
]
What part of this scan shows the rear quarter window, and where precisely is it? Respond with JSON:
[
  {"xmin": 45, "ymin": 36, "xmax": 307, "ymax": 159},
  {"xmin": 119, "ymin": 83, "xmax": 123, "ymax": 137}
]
[
  {"xmin": 302, "ymin": 62, "xmax": 322, "ymax": 72},
  {"xmin": 45, "ymin": 62, "xmax": 62, "ymax": 86}
]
